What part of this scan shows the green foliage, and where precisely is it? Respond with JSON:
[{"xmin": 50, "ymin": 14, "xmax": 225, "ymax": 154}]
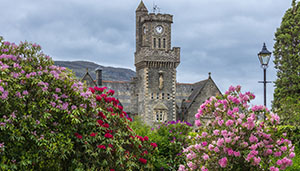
[
  {"xmin": 130, "ymin": 118, "xmax": 193, "ymax": 170},
  {"xmin": 273, "ymin": 0, "xmax": 300, "ymax": 125},
  {"xmin": 275, "ymin": 125, "xmax": 300, "ymax": 147}
]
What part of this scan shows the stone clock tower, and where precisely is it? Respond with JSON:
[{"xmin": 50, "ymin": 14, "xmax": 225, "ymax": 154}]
[{"xmin": 133, "ymin": 1, "xmax": 180, "ymax": 125}]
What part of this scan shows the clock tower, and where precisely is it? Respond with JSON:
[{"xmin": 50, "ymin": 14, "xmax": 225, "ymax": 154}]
[{"xmin": 133, "ymin": 1, "xmax": 180, "ymax": 125}]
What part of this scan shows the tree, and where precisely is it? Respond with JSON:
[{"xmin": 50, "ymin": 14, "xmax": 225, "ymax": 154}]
[{"xmin": 273, "ymin": 0, "xmax": 300, "ymax": 125}]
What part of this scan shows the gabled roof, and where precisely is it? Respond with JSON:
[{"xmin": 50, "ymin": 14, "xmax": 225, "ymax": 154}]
[
  {"xmin": 81, "ymin": 69, "xmax": 97, "ymax": 87},
  {"xmin": 184, "ymin": 79, "xmax": 209, "ymax": 110},
  {"xmin": 136, "ymin": 1, "xmax": 148, "ymax": 12},
  {"xmin": 181, "ymin": 73, "xmax": 222, "ymax": 112},
  {"xmin": 154, "ymin": 103, "xmax": 168, "ymax": 110}
]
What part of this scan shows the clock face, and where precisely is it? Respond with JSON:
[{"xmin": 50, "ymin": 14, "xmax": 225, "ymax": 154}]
[{"xmin": 155, "ymin": 25, "xmax": 164, "ymax": 34}]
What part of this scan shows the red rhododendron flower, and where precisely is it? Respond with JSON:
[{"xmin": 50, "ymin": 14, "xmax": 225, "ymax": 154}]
[
  {"xmin": 89, "ymin": 87, "xmax": 95, "ymax": 93},
  {"xmin": 144, "ymin": 150, "xmax": 148, "ymax": 155},
  {"xmin": 144, "ymin": 136, "xmax": 149, "ymax": 141},
  {"xmin": 77, "ymin": 135, "xmax": 83, "ymax": 139},
  {"xmin": 108, "ymin": 144, "xmax": 113, "ymax": 148},
  {"xmin": 90, "ymin": 132, "xmax": 97, "ymax": 137},
  {"xmin": 139, "ymin": 158, "xmax": 147, "ymax": 164},
  {"xmin": 108, "ymin": 89, "xmax": 115, "ymax": 95},
  {"xmin": 97, "ymin": 145, "xmax": 106, "ymax": 149},
  {"xmin": 101, "ymin": 93, "xmax": 107, "ymax": 98},
  {"xmin": 96, "ymin": 95, "xmax": 102, "ymax": 101},
  {"xmin": 107, "ymin": 107, "xmax": 113, "ymax": 112},
  {"xmin": 94, "ymin": 86, "xmax": 103, "ymax": 92},
  {"xmin": 127, "ymin": 117, "xmax": 133, "ymax": 122},
  {"xmin": 117, "ymin": 105, "xmax": 123, "ymax": 110},
  {"xmin": 97, "ymin": 120, "xmax": 104, "ymax": 126},
  {"xmin": 104, "ymin": 133, "xmax": 113, "ymax": 138},
  {"xmin": 98, "ymin": 111, "xmax": 106, "ymax": 119},
  {"xmin": 151, "ymin": 142, "xmax": 157, "ymax": 148},
  {"xmin": 102, "ymin": 123, "xmax": 109, "ymax": 128},
  {"xmin": 110, "ymin": 169, "xmax": 115, "ymax": 171}
]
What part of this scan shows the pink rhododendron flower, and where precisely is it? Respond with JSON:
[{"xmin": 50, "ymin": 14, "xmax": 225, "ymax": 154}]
[
  {"xmin": 225, "ymin": 120, "xmax": 234, "ymax": 126},
  {"xmin": 218, "ymin": 157, "xmax": 227, "ymax": 168},
  {"xmin": 289, "ymin": 152, "xmax": 295, "ymax": 158},
  {"xmin": 213, "ymin": 129, "xmax": 220, "ymax": 135},
  {"xmin": 195, "ymin": 120, "xmax": 201, "ymax": 127},
  {"xmin": 234, "ymin": 151, "xmax": 240, "ymax": 157}
]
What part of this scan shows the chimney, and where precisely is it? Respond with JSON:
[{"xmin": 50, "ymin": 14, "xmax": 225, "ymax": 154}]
[{"xmin": 95, "ymin": 67, "xmax": 103, "ymax": 87}]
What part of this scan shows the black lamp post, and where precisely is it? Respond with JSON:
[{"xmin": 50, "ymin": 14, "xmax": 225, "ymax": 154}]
[{"xmin": 257, "ymin": 43, "xmax": 272, "ymax": 109}]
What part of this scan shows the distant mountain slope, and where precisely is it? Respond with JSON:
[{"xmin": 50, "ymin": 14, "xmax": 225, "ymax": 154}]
[{"xmin": 54, "ymin": 61, "xmax": 136, "ymax": 81}]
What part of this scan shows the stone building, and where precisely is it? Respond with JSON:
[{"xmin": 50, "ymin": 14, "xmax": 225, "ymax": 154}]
[{"xmin": 82, "ymin": 1, "xmax": 221, "ymax": 125}]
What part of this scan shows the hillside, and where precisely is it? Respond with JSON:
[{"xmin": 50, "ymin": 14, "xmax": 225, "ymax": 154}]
[{"xmin": 54, "ymin": 61, "xmax": 136, "ymax": 81}]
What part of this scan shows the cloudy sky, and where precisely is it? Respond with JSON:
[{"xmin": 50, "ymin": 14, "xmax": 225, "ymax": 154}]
[{"xmin": 0, "ymin": 0, "xmax": 293, "ymax": 108}]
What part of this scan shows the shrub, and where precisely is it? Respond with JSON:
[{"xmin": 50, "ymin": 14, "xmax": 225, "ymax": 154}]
[
  {"xmin": 71, "ymin": 87, "xmax": 157, "ymax": 170},
  {"xmin": 131, "ymin": 118, "xmax": 193, "ymax": 170},
  {"xmin": 0, "ymin": 37, "xmax": 95, "ymax": 170},
  {"xmin": 179, "ymin": 85, "xmax": 295, "ymax": 171},
  {"xmin": 0, "ymin": 37, "xmax": 157, "ymax": 170}
]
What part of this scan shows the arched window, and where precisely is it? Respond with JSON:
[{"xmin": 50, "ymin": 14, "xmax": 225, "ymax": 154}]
[
  {"xmin": 158, "ymin": 38, "xmax": 161, "ymax": 48},
  {"xmin": 153, "ymin": 38, "xmax": 156, "ymax": 48},
  {"xmin": 163, "ymin": 38, "xmax": 166, "ymax": 48}
]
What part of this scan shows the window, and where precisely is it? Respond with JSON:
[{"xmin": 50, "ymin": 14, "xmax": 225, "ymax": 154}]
[
  {"xmin": 163, "ymin": 38, "xmax": 166, "ymax": 48},
  {"xmin": 151, "ymin": 93, "xmax": 154, "ymax": 99},
  {"xmin": 153, "ymin": 38, "xmax": 156, "ymax": 48},
  {"xmin": 167, "ymin": 93, "xmax": 170, "ymax": 100},
  {"xmin": 156, "ymin": 93, "xmax": 159, "ymax": 99},
  {"xmin": 162, "ymin": 93, "xmax": 164, "ymax": 99},
  {"xmin": 158, "ymin": 38, "xmax": 161, "ymax": 48},
  {"xmin": 156, "ymin": 110, "xmax": 164, "ymax": 122}
]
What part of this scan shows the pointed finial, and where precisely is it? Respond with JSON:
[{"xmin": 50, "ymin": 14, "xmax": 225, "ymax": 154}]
[
  {"xmin": 208, "ymin": 72, "xmax": 211, "ymax": 78},
  {"xmin": 136, "ymin": 0, "xmax": 148, "ymax": 12},
  {"xmin": 86, "ymin": 68, "xmax": 88, "ymax": 73}
]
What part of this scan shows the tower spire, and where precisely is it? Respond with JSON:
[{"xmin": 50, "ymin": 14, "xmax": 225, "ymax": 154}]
[{"xmin": 136, "ymin": 0, "xmax": 148, "ymax": 12}]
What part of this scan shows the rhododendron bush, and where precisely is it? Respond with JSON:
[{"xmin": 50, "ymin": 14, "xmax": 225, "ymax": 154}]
[
  {"xmin": 74, "ymin": 86, "xmax": 157, "ymax": 170},
  {"xmin": 0, "ymin": 37, "xmax": 156, "ymax": 170},
  {"xmin": 179, "ymin": 86, "xmax": 295, "ymax": 171}
]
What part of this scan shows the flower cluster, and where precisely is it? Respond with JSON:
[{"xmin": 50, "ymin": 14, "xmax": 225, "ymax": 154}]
[{"xmin": 179, "ymin": 85, "xmax": 295, "ymax": 171}]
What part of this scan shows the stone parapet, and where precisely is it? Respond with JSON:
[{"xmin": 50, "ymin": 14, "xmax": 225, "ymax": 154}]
[
  {"xmin": 135, "ymin": 47, "xmax": 180, "ymax": 65},
  {"xmin": 140, "ymin": 13, "xmax": 173, "ymax": 24}
]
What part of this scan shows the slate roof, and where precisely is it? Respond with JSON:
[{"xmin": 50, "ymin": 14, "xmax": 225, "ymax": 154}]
[{"xmin": 183, "ymin": 79, "xmax": 209, "ymax": 110}]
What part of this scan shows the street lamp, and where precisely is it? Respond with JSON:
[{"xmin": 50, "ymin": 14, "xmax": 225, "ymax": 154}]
[{"xmin": 257, "ymin": 43, "xmax": 272, "ymax": 109}]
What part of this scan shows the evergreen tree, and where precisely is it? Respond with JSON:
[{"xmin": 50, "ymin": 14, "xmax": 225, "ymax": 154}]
[{"xmin": 273, "ymin": 0, "xmax": 300, "ymax": 125}]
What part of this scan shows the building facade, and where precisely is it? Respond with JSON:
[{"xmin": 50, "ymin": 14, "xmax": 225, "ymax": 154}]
[{"xmin": 82, "ymin": 1, "xmax": 221, "ymax": 125}]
